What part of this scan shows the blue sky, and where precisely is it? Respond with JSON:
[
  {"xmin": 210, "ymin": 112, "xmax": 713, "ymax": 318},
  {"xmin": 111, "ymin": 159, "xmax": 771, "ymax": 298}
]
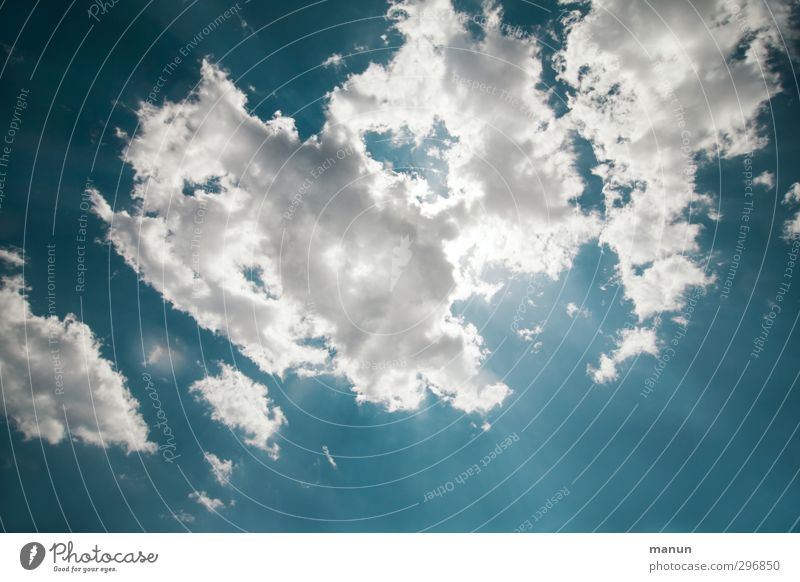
[{"xmin": 1, "ymin": 0, "xmax": 799, "ymax": 532}]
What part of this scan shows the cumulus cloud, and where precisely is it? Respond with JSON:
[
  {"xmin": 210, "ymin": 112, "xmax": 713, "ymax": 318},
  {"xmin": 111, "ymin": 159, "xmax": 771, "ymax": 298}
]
[
  {"xmin": 145, "ymin": 344, "xmax": 166, "ymax": 366},
  {"xmin": 189, "ymin": 491, "xmax": 229, "ymax": 512},
  {"xmin": 96, "ymin": 0, "xmax": 604, "ymax": 414},
  {"xmin": 0, "ymin": 248, "xmax": 24, "ymax": 266},
  {"xmin": 559, "ymin": 0, "xmax": 788, "ymax": 310},
  {"xmin": 566, "ymin": 302, "xmax": 589, "ymax": 318},
  {"xmin": 205, "ymin": 452, "xmax": 234, "ymax": 484},
  {"xmin": 783, "ymin": 182, "xmax": 800, "ymax": 238},
  {"xmin": 93, "ymin": 0, "xmax": 793, "ymax": 404},
  {"xmin": 190, "ymin": 365, "xmax": 286, "ymax": 459},
  {"xmin": 559, "ymin": 0, "xmax": 792, "ymax": 369},
  {"xmin": 588, "ymin": 327, "xmax": 659, "ymax": 384},
  {"xmin": 172, "ymin": 510, "xmax": 196, "ymax": 524},
  {"xmin": 0, "ymin": 250, "xmax": 154, "ymax": 453},
  {"xmin": 784, "ymin": 215, "xmax": 800, "ymax": 239},
  {"xmin": 321, "ymin": 53, "xmax": 344, "ymax": 68},
  {"xmin": 784, "ymin": 182, "xmax": 800, "ymax": 204},
  {"xmin": 753, "ymin": 171, "xmax": 775, "ymax": 189},
  {"xmin": 516, "ymin": 325, "xmax": 543, "ymax": 341}
]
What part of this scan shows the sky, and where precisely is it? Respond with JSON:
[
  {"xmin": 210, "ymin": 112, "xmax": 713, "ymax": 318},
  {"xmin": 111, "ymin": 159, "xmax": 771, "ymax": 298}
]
[{"xmin": 0, "ymin": 0, "xmax": 799, "ymax": 532}]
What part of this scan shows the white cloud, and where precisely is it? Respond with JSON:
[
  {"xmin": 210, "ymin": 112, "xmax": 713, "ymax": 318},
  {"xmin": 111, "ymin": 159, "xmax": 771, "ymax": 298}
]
[
  {"xmin": 753, "ymin": 171, "xmax": 775, "ymax": 189},
  {"xmin": 145, "ymin": 344, "xmax": 166, "ymax": 366},
  {"xmin": 172, "ymin": 510, "xmax": 196, "ymax": 524},
  {"xmin": 0, "ymin": 251, "xmax": 154, "ymax": 453},
  {"xmin": 92, "ymin": 0, "xmax": 793, "ymax": 403},
  {"xmin": 516, "ymin": 325, "xmax": 543, "ymax": 341},
  {"xmin": 783, "ymin": 183, "xmax": 800, "ymax": 239},
  {"xmin": 556, "ymin": 0, "xmax": 794, "ymax": 361},
  {"xmin": 321, "ymin": 445, "xmax": 337, "ymax": 469},
  {"xmin": 588, "ymin": 327, "xmax": 659, "ymax": 384},
  {"xmin": 557, "ymin": 0, "xmax": 790, "ymax": 324},
  {"xmin": 784, "ymin": 182, "xmax": 800, "ymax": 204},
  {"xmin": 189, "ymin": 491, "xmax": 227, "ymax": 512},
  {"xmin": 321, "ymin": 53, "xmax": 344, "ymax": 68},
  {"xmin": 566, "ymin": 302, "xmax": 589, "ymax": 318},
  {"xmin": 98, "ymin": 0, "xmax": 599, "ymax": 414},
  {"xmin": 0, "ymin": 248, "xmax": 24, "ymax": 266},
  {"xmin": 205, "ymin": 452, "xmax": 234, "ymax": 484},
  {"xmin": 619, "ymin": 255, "xmax": 711, "ymax": 321},
  {"xmin": 672, "ymin": 315, "xmax": 689, "ymax": 327},
  {"xmin": 190, "ymin": 365, "xmax": 286, "ymax": 459},
  {"xmin": 783, "ymin": 214, "xmax": 800, "ymax": 239}
]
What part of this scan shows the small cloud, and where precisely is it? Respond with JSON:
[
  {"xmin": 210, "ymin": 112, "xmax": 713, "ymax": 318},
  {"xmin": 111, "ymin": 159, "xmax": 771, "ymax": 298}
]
[
  {"xmin": 322, "ymin": 445, "xmax": 337, "ymax": 469},
  {"xmin": 782, "ymin": 183, "xmax": 800, "ymax": 239},
  {"xmin": 588, "ymin": 327, "xmax": 658, "ymax": 384},
  {"xmin": 0, "ymin": 248, "xmax": 24, "ymax": 267},
  {"xmin": 783, "ymin": 213, "xmax": 800, "ymax": 240},
  {"xmin": 189, "ymin": 365, "xmax": 286, "ymax": 459},
  {"xmin": 205, "ymin": 452, "xmax": 234, "ymax": 485},
  {"xmin": 0, "ymin": 260, "xmax": 155, "ymax": 453},
  {"xmin": 144, "ymin": 340, "xmax": 185, "ymax": 371},
  {"xmin": 321, "ymin": 53, "xmax": 345, "ymax": 68},
  {"xmin": 189, "ymin": 491, "xmax": 229, "ymax": 512},
  {"xmin": 753, "ymin": 171, "xmax": 775, "ymax": 189},
  {"xmin": 566, "ymin": 302, "xmax": 590, "ymax": 318},
  {"xmin": 783, "ymin": 182, "xmax": 800, "ymax": 204},
  {"xmin": 516, "ymin": 325, "xmax": 543, "ymax": 341},
  {"xmin": 145, "ymin": 344, "xmax": 166, "ymax": 366},
  {"xmin": 172, "ymin": 510, "xmax": 195, "ymax": 524}
]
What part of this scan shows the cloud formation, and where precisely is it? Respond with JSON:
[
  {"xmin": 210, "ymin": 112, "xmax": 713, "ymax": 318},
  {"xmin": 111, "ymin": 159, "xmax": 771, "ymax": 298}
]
[
  {"xmin": 189, "ymin": 490, "xmax": 228, "ymax": 512},
  {"xmin": 92, "ymin": 0, "xmax": 795, "ymax": 412},
  {"xmin": 782, "ymin": 182, "xmax": 800, "ymax": 238},
  {"xmin": 587, "ymin": 327, "xmax": 659, "ymax": 384},
  {"xmin": 558, "ymin": 0, "xmax": 792, "ymax": 377},
  {"xmin": 205, "ymin": 452, "xmax": 234, "ymax": 484},
  {"xmin": 190, "ymin": 365, "xmax": 286, "ymax": 458},
  {"xmin": 0, "ymin": 251, "xmax": 154, "ymax": 453}
]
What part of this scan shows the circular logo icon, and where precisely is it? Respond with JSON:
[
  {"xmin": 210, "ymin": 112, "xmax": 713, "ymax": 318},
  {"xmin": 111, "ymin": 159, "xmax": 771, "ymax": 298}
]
[{"xmin": 20, "ymin": 542, "xmax": 46, "ymax": 570}]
